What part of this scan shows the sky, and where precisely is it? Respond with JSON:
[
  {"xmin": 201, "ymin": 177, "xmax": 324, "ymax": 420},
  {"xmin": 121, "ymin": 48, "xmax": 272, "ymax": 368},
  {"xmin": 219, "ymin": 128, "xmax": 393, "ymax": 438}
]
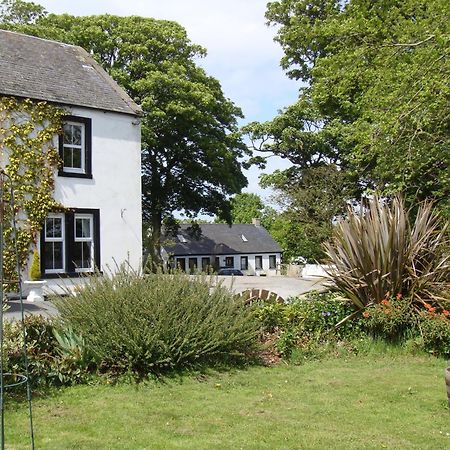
[{"xmin": 36, "ymin": 0, "xmax": 299, "ymax": 200}]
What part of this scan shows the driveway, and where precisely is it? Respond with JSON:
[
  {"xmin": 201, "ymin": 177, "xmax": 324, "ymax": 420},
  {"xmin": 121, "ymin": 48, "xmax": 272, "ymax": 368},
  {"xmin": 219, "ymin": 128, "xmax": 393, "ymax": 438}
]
[
  {"xmin": 214, "ymin": 275, "xmax": 327, "ymax": 300},
  {"xmin": 3, "ymin": 275, "xmax": 327, "ymax": 320}
]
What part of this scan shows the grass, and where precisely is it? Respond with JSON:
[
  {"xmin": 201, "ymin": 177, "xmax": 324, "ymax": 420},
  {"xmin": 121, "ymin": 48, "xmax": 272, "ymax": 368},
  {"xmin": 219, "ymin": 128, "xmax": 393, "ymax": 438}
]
[{"xmin": 4, "ymin": 352, "xmax": 450, "ymax": 449}]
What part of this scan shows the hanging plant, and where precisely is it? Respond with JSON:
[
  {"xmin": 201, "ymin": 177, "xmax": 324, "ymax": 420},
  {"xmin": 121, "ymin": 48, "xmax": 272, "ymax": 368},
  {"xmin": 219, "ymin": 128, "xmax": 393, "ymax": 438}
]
[{"xmin": 0, "ymin": 96, "xmax": 64, "ymax": 289}]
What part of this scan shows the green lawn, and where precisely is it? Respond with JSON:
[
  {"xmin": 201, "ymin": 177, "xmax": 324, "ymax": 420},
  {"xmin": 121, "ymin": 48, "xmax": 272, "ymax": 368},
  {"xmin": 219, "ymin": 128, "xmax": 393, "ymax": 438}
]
[{"xmin": 5, "ymin": 354, "xmax": 450, "ymax": 449}]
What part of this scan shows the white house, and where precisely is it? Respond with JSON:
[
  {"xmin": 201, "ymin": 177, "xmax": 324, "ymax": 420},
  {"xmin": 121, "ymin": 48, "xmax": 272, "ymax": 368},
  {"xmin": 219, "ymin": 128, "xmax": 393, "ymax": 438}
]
[
  {"xmin": 162, "ymin": 220, "xmax": 283, "ymax": 276},
  {"xmin": 0, "ymin": 30, "xmax": 142, "ymax": 289}
]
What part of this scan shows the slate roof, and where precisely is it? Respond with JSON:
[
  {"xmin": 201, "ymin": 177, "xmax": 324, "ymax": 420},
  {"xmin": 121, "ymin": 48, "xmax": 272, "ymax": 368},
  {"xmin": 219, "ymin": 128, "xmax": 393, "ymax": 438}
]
[
  {"xmin": 0, "ymin": 30, "xmax": 141, "ymax": 116},
  {"xmin": 163, "ymin": 223, "xmax": 283, "ymax": 256}
]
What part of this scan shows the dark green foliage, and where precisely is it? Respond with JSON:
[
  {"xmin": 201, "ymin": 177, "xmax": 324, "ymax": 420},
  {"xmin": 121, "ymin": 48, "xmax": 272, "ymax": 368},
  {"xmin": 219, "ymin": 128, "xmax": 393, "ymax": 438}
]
[
  {"xmin": 264, "ymin": 0, "xmax": 450, "ymax": 215},
  {"xmin": 55, "ymin": 270, "xmax": 260, "ymax": 375}
]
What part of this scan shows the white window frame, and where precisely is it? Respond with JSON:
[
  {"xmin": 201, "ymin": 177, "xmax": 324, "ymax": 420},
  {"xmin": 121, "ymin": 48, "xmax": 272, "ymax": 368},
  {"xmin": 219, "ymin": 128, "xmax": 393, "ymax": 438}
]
[
  {"xmin": 62, "ymin": 121, "xmax": 85, "ymax": 174},
  {"xmin": 74, "ymin": 213, "xmax": 94, "ymax": 272},
  {"xmin": 44, "ymin": 213, "xmax": 65, "ymax": 274}
]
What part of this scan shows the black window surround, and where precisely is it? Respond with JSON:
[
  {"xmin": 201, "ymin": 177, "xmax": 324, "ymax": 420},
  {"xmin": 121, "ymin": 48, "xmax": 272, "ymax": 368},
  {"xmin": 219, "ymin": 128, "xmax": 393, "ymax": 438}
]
[
  {"xmin": 269, "ymin": 255, "xmax": 277, "ymax": 269},
  {"xmin": 225, "ymin": 256, "xmax": 234, "ymax": 268},
  {"xmin": 58, "ymin": 115, "xmax": 92, "ymax": 179},
  {"xmin": 240, "ymin": 256, "xmax": 248, "ymax": 271},
  {"xmin": 40, "ymin": 208, "xmax": 100, "ymax": 278},
  {"xmin": 255, "ymin": 255, "xmax": 263, "ymax": 270}
]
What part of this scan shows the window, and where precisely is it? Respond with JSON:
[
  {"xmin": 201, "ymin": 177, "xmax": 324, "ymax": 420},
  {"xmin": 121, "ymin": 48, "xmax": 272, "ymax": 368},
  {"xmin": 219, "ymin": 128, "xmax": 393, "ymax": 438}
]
[
  {"xmin": 59, "ymin": 116, "xmax": 92, "ymax": 178},
  {"xmin": 241, "ymin": 234, "xmax": 248, "ymax": 242},
  {"xmin": 176, "ymin": 258, "xmax": 186, "ymax": 271},
  {"xmin": 40, "ymin": 209, "xmax": 100, "ymax": 277},
  {"xmin": 225, "ymin": 256, "xmax": 234, "ymax": 268},
  {"xmin": 201, "ymin": 257, "xmax": 210, "ymax": 272},
  {"xmin": 44, "ymin": 214, "xmax": 65, "ymax": 273},
  {"xmin": 177, "ymin": 234, "xmax": 187, "ymax": 243},
  {"xmin": 73, "ymin": 214, "xmax": 94, "ymax": 272},
  {"xmin": 255, "ymin": 255, "xmax": 263, "ymax": 270},
  {"xmin": 240, "ymin": 256, "xmax": 248, "ymax": 271},
  {"xmin": 269, "ymin": 255, "xmax": 277, "ymax": 269},
  {"xmin": 188, "ymin": 257, "xmax": 198, "ymax": 273}
]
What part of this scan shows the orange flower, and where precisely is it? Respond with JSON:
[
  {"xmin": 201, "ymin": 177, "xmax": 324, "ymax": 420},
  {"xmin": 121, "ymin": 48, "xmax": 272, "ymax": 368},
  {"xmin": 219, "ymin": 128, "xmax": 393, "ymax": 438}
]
[
  {"xmin": 442, "ymin": 310, "xmax": 450, "ymax": 317},
  {"xmin": 429, "ymin": 307, "xmax": 436, "ymax": 313},
  {"xmin": 363, "ymin": 311, "xmax": 370, "ymax": 318},
  {"xmin": 381, "ymin": 299, "xmax": 390, "ymax": 306},
  {"xmin": 396, "ymin": 293, "xmax": 402, "ymax": 300},
  {"xmin": 424, "ymin": 302, "xmax": 432, "ymax": 310}
]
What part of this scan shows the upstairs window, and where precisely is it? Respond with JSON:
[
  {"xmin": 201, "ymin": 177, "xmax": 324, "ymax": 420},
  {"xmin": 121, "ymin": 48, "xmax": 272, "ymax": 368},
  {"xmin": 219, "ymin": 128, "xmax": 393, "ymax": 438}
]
[{"xmin": 59, "ymin": 116, "xmax": 92, "ymax": 178}]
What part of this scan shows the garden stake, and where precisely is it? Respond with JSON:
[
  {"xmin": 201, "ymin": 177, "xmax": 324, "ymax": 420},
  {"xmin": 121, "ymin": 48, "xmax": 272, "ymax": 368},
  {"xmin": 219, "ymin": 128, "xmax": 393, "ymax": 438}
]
[{"xmin": 0, "ymin": 171, "xmax": 35, "ymax": 449}]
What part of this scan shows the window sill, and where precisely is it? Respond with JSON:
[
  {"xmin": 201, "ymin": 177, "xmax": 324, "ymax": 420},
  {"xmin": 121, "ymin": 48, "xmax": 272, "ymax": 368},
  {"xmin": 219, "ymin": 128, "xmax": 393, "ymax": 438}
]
[
  {"xmin": 42, "ymin": 271, "xmax": 101, "ymax": 279},
  {"xmin": 58, "ymin": 171, "xmax": 93, "ymax": 179}
]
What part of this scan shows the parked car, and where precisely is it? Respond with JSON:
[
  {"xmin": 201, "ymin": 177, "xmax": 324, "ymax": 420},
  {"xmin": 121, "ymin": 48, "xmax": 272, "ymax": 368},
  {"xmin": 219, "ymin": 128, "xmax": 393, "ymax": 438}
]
[{"xmin": 217, "ymin": 268, "xmax": 244, "ymax": 276}]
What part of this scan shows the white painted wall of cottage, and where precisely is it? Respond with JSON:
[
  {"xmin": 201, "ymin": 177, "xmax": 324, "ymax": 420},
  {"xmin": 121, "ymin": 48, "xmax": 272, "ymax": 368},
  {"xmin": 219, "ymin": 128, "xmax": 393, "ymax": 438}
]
[
  {"xmin": 170, "ymin": 253, "xmax": 282, "ymax": 276},
  {"xmin": 39, "ymin": 106, "xmax": 142, "ymax": 291}
]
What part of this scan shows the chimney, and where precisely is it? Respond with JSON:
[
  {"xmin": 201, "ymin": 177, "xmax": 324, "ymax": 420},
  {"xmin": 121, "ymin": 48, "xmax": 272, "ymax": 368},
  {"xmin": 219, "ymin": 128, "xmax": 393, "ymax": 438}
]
[{"xmin": 252, "ymin": 218, "xmax": 261, "ymax": 227}]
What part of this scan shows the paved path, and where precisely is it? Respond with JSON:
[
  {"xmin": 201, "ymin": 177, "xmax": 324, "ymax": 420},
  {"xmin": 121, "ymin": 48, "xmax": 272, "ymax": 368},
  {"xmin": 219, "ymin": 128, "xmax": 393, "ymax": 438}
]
[{"xmin": 4, "ymin": 298, "xmax": 58, "ymax": 321}]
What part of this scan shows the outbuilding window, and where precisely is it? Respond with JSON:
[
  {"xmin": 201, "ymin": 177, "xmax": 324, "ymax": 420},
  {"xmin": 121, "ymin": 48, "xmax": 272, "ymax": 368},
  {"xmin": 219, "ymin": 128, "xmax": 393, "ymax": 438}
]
[{"xmin": 269, "ymin": 255, "xmax": 277, "ymax": 269}]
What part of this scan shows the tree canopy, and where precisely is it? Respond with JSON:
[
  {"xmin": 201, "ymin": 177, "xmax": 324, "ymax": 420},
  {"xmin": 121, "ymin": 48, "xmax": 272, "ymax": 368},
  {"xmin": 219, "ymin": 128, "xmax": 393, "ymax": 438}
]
[
  {"xmin": 247, "ymin": 0, "xmax": 449, "ymax": 216},
  {"xmin": 1, "ymin": 5, "xmax": 249, "ymax": 265}
]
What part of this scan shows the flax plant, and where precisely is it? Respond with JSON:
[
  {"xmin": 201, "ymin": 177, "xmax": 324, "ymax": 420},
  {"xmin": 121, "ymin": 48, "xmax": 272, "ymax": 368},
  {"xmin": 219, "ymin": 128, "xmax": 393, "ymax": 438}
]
[{"xmin": 324, "ymin": 196, "xmax": 449, "ymax": 310}]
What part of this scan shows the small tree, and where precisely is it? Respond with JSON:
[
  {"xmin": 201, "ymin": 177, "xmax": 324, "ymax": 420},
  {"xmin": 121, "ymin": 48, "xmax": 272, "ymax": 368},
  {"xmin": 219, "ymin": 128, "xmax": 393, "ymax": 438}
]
[{"xmin": 28, "ymin": 249, "xmax": 41, "ymax": 280}]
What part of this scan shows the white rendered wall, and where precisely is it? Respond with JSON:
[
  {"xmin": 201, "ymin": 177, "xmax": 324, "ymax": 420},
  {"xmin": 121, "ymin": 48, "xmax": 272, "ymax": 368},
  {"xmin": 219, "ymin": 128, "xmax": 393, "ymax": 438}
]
[
  {"xmin": 42, "ymin": 106, "xmax": 142, "ymax": 289},
  {"xmin": 171, "ymin": 253, "xmax": 282, "ymax": 276}
]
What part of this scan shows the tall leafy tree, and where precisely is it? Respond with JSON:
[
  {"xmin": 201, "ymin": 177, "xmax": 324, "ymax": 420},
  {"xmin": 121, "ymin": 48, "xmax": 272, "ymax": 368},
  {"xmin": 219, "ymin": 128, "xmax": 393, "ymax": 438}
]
[
  {"xmin": 215, "ymin": 192, "xmax": 277, "ymax": 229},
  {"xmin": 0, "ymin": 0, "xmax": 45, "ymax": 24},
  {"xmin": 2, "ymin": 7, "xmax": 248, "ymax": 265},
  {"xmin": 248, "ymin": 0, "xmax": 449, "ymax": 216}
]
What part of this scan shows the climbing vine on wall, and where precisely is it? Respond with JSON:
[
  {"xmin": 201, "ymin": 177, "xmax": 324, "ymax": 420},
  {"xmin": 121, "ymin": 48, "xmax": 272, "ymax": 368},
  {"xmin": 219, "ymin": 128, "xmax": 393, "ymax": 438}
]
[{"xmin": 0, "ymin": 96, "xmax": 64, "ymax": 288}]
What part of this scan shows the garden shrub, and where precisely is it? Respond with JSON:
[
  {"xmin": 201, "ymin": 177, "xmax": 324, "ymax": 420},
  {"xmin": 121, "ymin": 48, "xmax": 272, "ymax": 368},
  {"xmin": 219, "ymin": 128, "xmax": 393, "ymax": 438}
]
[
  {"xmin": 55, "ymin": 269, "xmax": 260, "ymax": 376},
  {"xmin": 418, "ymin": 311, "xmax": 450, "ymax": 357},
  {"xmin": 324, "ymin": 195, "xmax": 449, "ymax": 309},
  {"xmin": 257, "ymin": 291, "xmax": 361, "ymax": 358},
  {"xmin": 3, "ymin": 315, "xmax": 91, "ymax": 386},
  {"xmin": 360, "ymin": 295, "xmax": 450, "ymax": 357},
  {"xmin": 361, "ymin": 295, "xmax": 416, "ymax": 341}
]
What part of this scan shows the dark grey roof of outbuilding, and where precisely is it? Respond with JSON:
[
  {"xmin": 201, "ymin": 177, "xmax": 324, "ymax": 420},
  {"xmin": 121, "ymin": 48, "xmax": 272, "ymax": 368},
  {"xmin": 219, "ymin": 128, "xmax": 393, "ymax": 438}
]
[
  {"xmin": 163, "ymin": 223, "xmax": 283, "ymax": 256},
  {"xmin": 0, "ymin": 30, "xmax": 141, "ymax": 116}
]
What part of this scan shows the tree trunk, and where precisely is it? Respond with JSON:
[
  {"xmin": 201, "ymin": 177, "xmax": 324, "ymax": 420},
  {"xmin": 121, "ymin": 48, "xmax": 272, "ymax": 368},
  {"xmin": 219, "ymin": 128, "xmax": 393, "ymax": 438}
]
[{"xmin": 149, "ymin": 209, "xmax": 163, "ymax": 273}]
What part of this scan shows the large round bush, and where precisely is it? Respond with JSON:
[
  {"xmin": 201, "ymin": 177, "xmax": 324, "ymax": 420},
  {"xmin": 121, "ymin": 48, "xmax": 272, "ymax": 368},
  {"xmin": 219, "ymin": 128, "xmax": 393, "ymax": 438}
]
[{"xmin": 55, "ymin": 270, "xmax": 259, "ymax": 375}]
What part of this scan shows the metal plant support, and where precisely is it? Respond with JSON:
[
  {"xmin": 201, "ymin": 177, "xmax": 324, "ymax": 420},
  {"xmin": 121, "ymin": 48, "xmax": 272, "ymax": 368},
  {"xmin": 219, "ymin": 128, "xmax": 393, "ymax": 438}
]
[{"xmin": 0, "ymin": 170, "xmax": 35, "ymax": 449}]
